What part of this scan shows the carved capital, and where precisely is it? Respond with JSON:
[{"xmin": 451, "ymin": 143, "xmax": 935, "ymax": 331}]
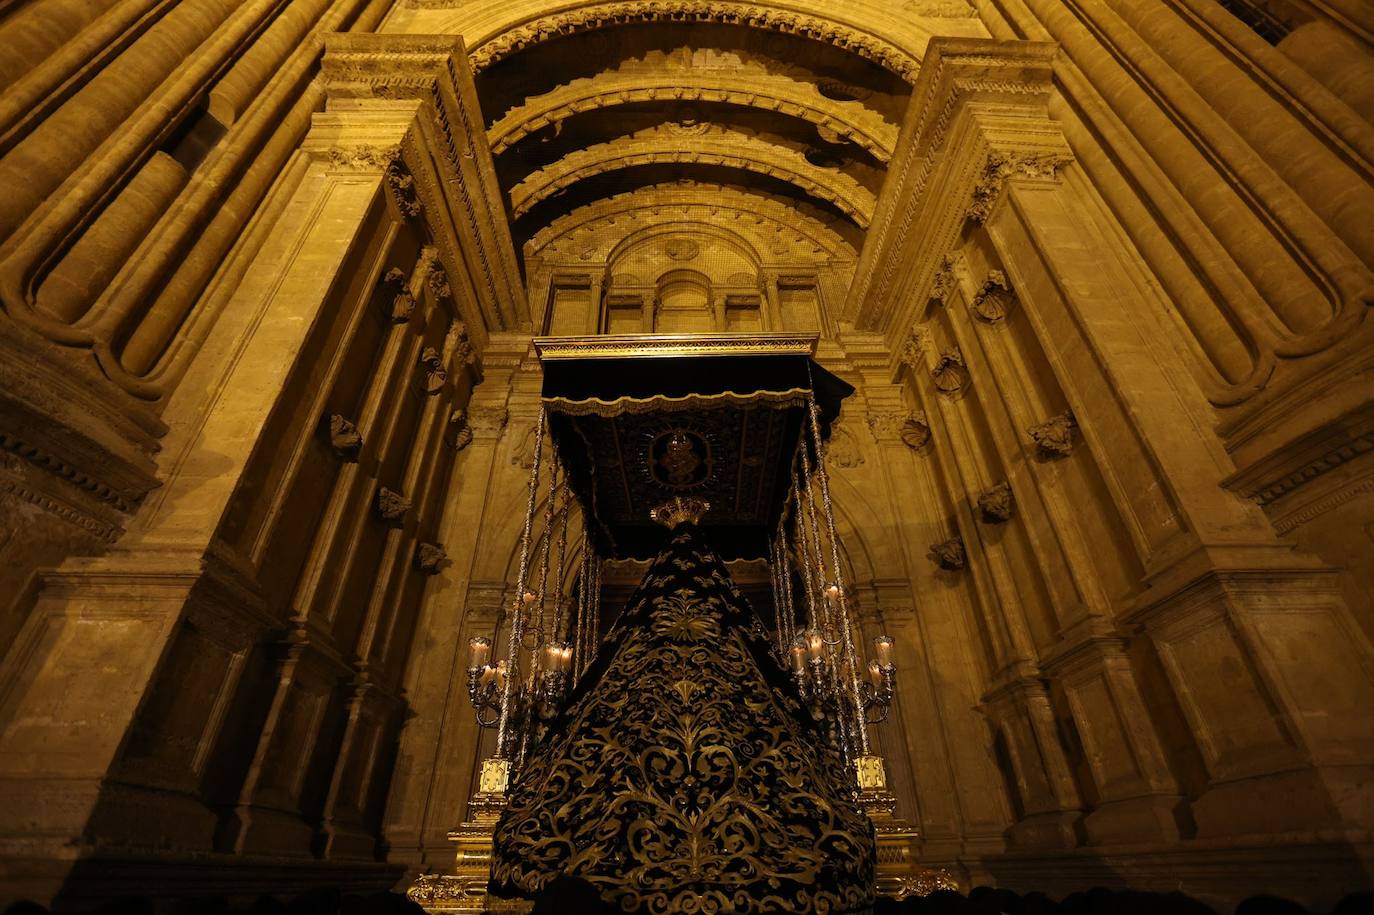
[
  {"xmin": 930, "ymin": 347, "xmax": 969, "ymax": 396},
  {"xmin": 971, "ymin": 270, "xmax": 1013, "ymax": 323},
  {"xmin": 416, "ymin": 542, "xmax": 446, "ymax": 574},
  {"xmin": 327, "ymin": 414, "xmax": 363, "ymax": 460},
  {"xmin": 977, "ymin": 480, "xmax": 1015, "ymax": 523},
  {"xmin": 376, "ymin": 486, "xmax": 412, "ymax": 523},
  {"xmin": 928, "ymin": 537, "xmax": 966, "ymax": 571},
  {"xmin": 1029, "ymin": 410, "xmax": 1077, "ymax": 459},
  {"xmin": 968, "ymin": 151, "xmax": 1073, "ymax": 225},
  {"xmin": 868, "ymin": 410, "xmax": 931, "ymax": 451},
  {"xmin": 378, "ymin": 268, "xmax": 415, "ymax": 324}
]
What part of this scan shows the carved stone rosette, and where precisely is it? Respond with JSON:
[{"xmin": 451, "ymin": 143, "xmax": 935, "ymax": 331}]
[
  {"xmin": 327, "ymin": 414, "xmax": 363, "ymax": 460},
  {"xmin": 930, "ymin": 347, "xmax": 969, "ymax": 396},
  {"xmin": 971, "ymin": 270, "xmax": 1013, "ymax": 323},
  {"xmin": 928, "ymin": 537, "xmax": 966, "ymax": 571},
  {"xmin": 977, "ymin": 480, "xmax": 1014, "ymax": 523},
  {"xmin": 1029, "ymin": 410, "xmax": 1077, "ymax": 459}
]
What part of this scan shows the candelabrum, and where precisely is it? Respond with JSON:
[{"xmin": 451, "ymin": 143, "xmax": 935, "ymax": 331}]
[
  {"xmin": 465, "ymin": 634, "xmax": 573, "ymax": 733},
  {"xmin": 789, "ymin": 627, "xmax": 898, "ymax": 729}
]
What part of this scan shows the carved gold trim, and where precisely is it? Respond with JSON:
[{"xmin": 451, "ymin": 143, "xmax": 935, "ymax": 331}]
[{"xmin": 533, "ymin": 333, "xmax": 818, "ymax": 361}]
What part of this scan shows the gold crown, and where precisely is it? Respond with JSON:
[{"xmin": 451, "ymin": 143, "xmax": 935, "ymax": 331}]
[{"xmin": 649, "ymin": 496, "xmax": 710, "ymax": 528}]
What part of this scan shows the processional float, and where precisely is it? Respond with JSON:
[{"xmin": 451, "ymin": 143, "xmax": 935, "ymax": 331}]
[{"xmin": 409, "ymin": 334, "xmax": 955, "ymax": 912}]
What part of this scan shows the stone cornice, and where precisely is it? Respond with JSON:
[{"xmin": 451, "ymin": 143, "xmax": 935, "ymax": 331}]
[{"xmin": 320, "ymin": 33, "xmax": 528, "ymax": 336}]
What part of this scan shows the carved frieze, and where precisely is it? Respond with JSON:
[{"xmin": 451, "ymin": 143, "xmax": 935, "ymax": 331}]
[
  {"xmin": 1029, "ymin": 410, "xmax": 1077, "ymax": 459},
  {"xmin": 977, "ymin": 481, "xmax": 1015, "ymax": 523},
  {"xmin": 325, "ymin": 143, "xmax": 398, "ymax": 171},
  {"xmin": 379, "ymin": 268, "xmax": 415, "ymax": 324},
  {"xmin": 419, "ymin": 347, "xmax": 447, "ymax": 395},
  {"xmin": 931, "ymin": 347, "xmax": 970, "ymax": 396},
  {"xmin": 971, "ymin": 270, "xmax": 1013, "ymax": 323},
  {"xmin": 376, "ymin": 486, "xmax": 412, "ymax": 523},
  {"xmin": 928, "ymin": 537, "xmax": 966, "ymax": 571},
  {"xmin": 416, "ymin": 542, "xmax": 446, "ymax": 574},
  {"xmin": 968, "ymin": 152, "xmax": 1073, "ymax": 225},
  {"xmin": 328, "ymin": 414, "xmax": 363, "ymax": 461}
]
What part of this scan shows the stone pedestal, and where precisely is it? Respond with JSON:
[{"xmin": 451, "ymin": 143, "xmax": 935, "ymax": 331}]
[{"xmin": 855, "ymin": 755, "xmax": 960, "ymax": 900}]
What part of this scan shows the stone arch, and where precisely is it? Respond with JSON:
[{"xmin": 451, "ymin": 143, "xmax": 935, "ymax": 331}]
[{"xmin": 459, "ymin": 1, "xmax": 927, "ymax": 82}]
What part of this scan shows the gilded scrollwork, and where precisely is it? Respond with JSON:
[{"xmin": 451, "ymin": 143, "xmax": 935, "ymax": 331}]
[{"xmin": 491, "ymin": 525, "xmax": 875, "ymax": 912}]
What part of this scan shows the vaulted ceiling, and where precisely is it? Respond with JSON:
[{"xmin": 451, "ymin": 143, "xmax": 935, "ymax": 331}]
[{"xmin": 385, "ymin": 1, "xmax": 987, "ymax": 300}]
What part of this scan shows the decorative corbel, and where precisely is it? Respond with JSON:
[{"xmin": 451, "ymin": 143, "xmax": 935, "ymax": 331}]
[
  {"xmin": 929, "ymin": 256, "xmax": 957, "ymax": 307},
  {"xmin": 376, "ymin": 486, "xmax": 412, "ymax": 523},
  {"xmin": 419, "ymin": 347, "xmax": 447, "ymax": 394},
  {"xmin": 447, "ymin": 409, "xmax": 474, "ymax": 452},
  {"xmin": 931, "ymin": 347, "xmax": 970, "ymax": 396},
  {"xmin": 327, "ymin": 414, "xmax": 363, "ymax": 461},
  {"xmin": 928, "ymin": 537, "xmax": 966, "ymax": 571},
  {"xmin": 977, "ymin": 480, "xmax": 1015, "ymax": 523},
  {"xmin": 971, "ymin": 270, "xmax": 1013, "ymax": 323},
  {"xmin": 416, "ymin": 541, "xmax": 446, "ymax": 574},
  {"xmin": 443, "ymin": 319, "xmax": 477, "ymax": 370},
  {"xmin": 1028, "ymin": 410, "xmax": 1077, "ymax": 459},
  {"xmin": 378, "ymin": 268, "xmax": 415, "ymax": 324}
]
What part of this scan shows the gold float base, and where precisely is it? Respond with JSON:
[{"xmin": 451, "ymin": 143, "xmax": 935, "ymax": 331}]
[{"xmin": 410, "ymin": 758, "xmax": 957, "ymax": 911}]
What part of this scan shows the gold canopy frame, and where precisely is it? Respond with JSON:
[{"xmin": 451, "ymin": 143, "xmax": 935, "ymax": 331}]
[{"xmin": 532, "ymin": 331, "xmax": 820, "ymax": 361}]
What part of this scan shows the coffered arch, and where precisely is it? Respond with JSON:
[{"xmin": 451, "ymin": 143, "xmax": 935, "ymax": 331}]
[{"xmin": 509, "ymin": 126, "xmax": 877, "ymax": 226}]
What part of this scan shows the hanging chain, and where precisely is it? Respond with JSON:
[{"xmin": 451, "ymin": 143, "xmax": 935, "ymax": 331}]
[
  {"xmin": 807, "ymin": 397, "xmax": 871, "ymax": 757},
  {"xmin": 496, "ymin": 407, "xmax": 546, "ymax": 759}
]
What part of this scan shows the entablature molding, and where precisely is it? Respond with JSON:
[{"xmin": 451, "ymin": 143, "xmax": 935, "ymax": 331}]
[
  {"xmin": 320, "ymin": 33, "xmax": 528, "ymax": 338},
  {"xmin": 841, "ymin": 38, "xmax": 1067, "ymax": 347}
]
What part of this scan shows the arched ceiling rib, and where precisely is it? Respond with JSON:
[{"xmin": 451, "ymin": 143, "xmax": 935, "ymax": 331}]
[
  {"xmin": 382, "ymin": 1, "xmax": 986, "ymax": 293},
  {"xmin": 489, "ymin": 72, "xmax": 898, "ymax": 161},
  {"xmin": 509, "ymin": 126, "xmax": 877, "ymax": 226}
]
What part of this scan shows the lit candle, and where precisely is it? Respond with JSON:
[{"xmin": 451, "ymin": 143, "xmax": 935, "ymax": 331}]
[
  {"xmin": 873, "ymin": 635, "xmax": 894, "ymax": 667},
  {"xmin": 468, "ymin": 636, "xmax": 491, "ymax": 670},
  {"xmin": 790, "ymin": 638, "xmax": 807, "ymax": 674},
  {"xmin": 806, "ymin": 629, "xmax": 824, "ymax": 661},
  {"xmin": 542, "ymin": 643, "xmax": 559, "ymax": 670},
  {"xmin": 522, "ymin": 590, "xmax": 538, "ymax": 606},
  {"xmin": 559, "ymin": 645, "xmax": 573, "ymax": 672},
  {"xmin": 824, "ymin": 584, "xmax": 841, "ymax": 605},
  {"xmin": 478, "ymin": 664, "xmax": 497, "ymax": 687},
  {"xmin": 868, "ymin": 660, "xmax": 882, "ymax": 688},
  {"xmin": 495, "ymin": 660, "xmax": 509, "ymax": 690}
]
